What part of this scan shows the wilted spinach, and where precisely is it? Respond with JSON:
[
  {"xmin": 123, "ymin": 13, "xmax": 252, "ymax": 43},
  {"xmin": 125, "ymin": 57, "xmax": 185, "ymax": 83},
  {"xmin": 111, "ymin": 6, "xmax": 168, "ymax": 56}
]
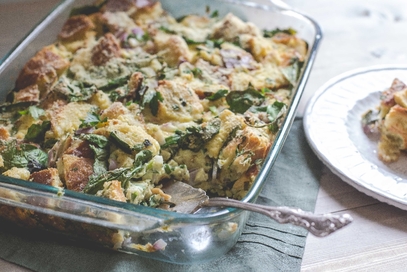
[
  {"xmin": 206, "ymin": 89, "xmax": 228, "ymax": 101},
  {"xmin": 226, "ymin": 86, "xmax": 265, "ymax": 114},
  {"xmin": 99, "ymin": 75, "xmax": 130, "ymax": 92},
  {"xmin": 84, "ymin": 150, "xmax": 153, "ymax": 194},
  {"xmin": 82, "ymin": 134, "xmax": 110, "ymax": 179},
  {"xmin": 24, "ymin": 121, "xmax": 51, "ymax": 143},
  {"xmin": 162, "ymin": 118, "xmax": 221, "ymax": 152},
  {"xmin": 80, "ymin": 111, "xmax": 107, "ymax": 128},
  {"xmin": 142, "ymin": 90, "xmax": 164, "ymax": 116},
  {"xmin": 250, "ymin": 101, "xmax": 287, "ymax": 132},
  {"xmin": 281, "ymin": 57, "xmax": 304, "ymax": 86},
  {"xmin": 0, "ymin": 140, "xmax": 48, "ymax": 173}
]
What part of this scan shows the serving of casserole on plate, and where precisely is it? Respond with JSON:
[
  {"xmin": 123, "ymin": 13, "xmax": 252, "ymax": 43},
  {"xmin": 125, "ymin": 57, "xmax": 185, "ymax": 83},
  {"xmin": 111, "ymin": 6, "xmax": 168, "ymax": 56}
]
[
  {"xmin": 304, "ymin": 65, "xmax": 407, "ymax": 212},
  {"xmin": 0, "ymin": 0, "xmax": 321, "ymax": 264}
]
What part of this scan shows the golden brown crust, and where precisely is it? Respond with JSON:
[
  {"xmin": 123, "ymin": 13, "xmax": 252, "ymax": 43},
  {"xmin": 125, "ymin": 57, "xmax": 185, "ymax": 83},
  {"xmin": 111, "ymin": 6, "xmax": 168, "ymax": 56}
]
[
  {"xmin": 30, "ymin": 168, "xmax": 63, "ymax": 187},
  {"xmin": 239, "ymin": 127, "xmax": 271, "ymax": 161},
  {"xmin": 152, "ymin": 34, "xmax": 191, "ymax": 66},
  {"xmin": 271, "ymin": 33, "xmax": 307, "ymax": 60},
  {"xmin": 378, "ymin": 105, "xmax": 407, "ymax": 161},
  {"xmin": 100, "ymin": 101, "xmax": 128, "ymax": 120},
  {"xmin": 13, "ymin": 84, "xmax": 40, "ymax": 103},
  {"xmin": 61, "ymin": 154, "xmax": 94, "ymax": 192},
  {"xmin": 155, "ymin": 80, "xmax": 203, "ymax": 122},
  {"xmin": 65, "ymin": 139, "xmax": 94, "ymax": 159},
  {"xmin": 15, "ymin": 45, "xmax": 70, "ymax": 94},
  {"xmin": 212, "ymin": 13, "xmax": 260, "ymax": 41},
  {"xmin": 97, "ymin": 180, "xmax": 127, "ymax": 202},
  {"xmin": 0, "ymin": 127, "xmax": 10, "ymax": 141},
  {"xmin": 380, "ymin": 78, "xmax": 407, "ymax": 118},
  {"xmin": 58, "ymin": 15, "xmax": 95, "ymax": 41},
  {"xmin": 91, "ymin": 33, "xmax": 121, "ymax": 66},
  {"xmin": 128, "ymin": 72, "xmax": 144, "ymax": 93}
]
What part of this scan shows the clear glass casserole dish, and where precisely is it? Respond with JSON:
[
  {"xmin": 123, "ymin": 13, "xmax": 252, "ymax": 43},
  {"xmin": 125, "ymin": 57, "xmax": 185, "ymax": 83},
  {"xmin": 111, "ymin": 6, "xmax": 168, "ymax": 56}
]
[{"xmin": 0, "ymin": 0, "xmax": 321, "ymax": 264}]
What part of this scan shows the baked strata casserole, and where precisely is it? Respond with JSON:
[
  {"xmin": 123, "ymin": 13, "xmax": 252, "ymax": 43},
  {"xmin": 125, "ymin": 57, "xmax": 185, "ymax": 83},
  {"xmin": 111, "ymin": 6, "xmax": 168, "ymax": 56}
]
[
  {"xmin": 0, "ymin": 0, "xmax": 307, "ymax": 209},
  {"xmin": 362, "ymin": 78, "xmax": 407, "ymax": 162}
]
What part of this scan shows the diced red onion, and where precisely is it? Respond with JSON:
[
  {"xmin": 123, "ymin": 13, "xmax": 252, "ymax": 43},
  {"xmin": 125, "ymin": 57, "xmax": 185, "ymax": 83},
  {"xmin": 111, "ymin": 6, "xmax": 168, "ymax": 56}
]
[
  {"xmin": 109, "ymin": 159, "xmax": 118, "ymax": 170},
  {"xmin": 362, "ymin": 124, "xmax": 379, "ymax": 135},
  {"xmin": 153, "ymin": 239, "xmax": 167, "ymax": 251},
  {"xmin": 74, "ymin": 127, "xmax": 95, "ymax": 135},
  {"xmin": 132, "ymin": 27, "xmax": 144, "ymax": 36}
]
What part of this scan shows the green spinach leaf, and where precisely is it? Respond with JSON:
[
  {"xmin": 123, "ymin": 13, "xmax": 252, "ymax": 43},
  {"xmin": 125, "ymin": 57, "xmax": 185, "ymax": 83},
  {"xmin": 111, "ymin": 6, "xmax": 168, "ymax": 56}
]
[
  {"xmin": 162, "ymin": 118, "xmax": 220, "ymax": 152},
  {"xmin": 0, "ymin": 140, "xmax": 48, "ymax": 173},
  {"xmin": 84, "ymin": 150, "xmax": 153, "ymax": 194},
  {"xmin": 99, "ymin": 75, "xmax": 130, "ymax": 92},
  {"xmin": 207, "ymin": 89, "xmax": 228, "ymax": 101},
  {"xmin": 142, "ymin": 90, "xmax": 163, "ymax": 116},
  {"xmin": 80, "ymin": 111, "xmax": 107, "ymax": 128},
  {"xmin": 226, "ymin": 86, "xmax": 265, "ymax": 114},
  {"xmin": 251, "ymin": 101, "xmax": 287, "ymax": 132},
  {"xmin": 281, "ymin": 57, "xmax": 304, "ymax": 86},
  {"xmin": 24, "ymin": 121, "xmax": 51, "ymax": 143}
]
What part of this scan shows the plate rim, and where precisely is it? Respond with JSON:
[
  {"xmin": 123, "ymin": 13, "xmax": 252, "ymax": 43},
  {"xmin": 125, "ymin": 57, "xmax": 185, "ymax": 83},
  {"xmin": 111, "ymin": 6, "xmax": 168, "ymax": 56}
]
[{"xmin": 303, "ymin": 64, "xmax": 407, "ymax": 210}]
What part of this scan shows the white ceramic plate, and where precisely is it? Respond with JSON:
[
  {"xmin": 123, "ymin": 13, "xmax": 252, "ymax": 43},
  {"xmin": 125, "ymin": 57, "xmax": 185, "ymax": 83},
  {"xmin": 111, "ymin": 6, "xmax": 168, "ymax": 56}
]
[{"xmin": 304, "ymin": 65, "xmax": 407, "ymax": 210}]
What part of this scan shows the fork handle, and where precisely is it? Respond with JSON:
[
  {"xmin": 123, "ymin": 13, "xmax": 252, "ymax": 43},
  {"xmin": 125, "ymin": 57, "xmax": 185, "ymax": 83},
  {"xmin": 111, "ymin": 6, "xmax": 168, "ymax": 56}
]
[{"xmin": 204, "ymin": 198, "xmax": 353, "ymax": 237}]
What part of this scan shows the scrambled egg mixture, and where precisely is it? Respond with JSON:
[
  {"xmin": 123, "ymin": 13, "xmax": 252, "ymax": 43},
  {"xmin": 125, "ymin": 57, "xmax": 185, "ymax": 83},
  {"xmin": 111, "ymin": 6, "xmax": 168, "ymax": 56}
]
[
  {"xmin": 363, "ymin": 78, "xmax": 407, "ymax": 162},
  {"xmin": 0, "ymin": 0, "xmax": 307, "ymax": 208}
]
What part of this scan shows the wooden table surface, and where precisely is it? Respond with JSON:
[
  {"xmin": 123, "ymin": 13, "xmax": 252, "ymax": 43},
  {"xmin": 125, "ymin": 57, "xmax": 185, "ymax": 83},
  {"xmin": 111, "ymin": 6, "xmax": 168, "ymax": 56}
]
[{"xmin": 1, "ymin": 0, "xmax": 407, "ymax": 271}]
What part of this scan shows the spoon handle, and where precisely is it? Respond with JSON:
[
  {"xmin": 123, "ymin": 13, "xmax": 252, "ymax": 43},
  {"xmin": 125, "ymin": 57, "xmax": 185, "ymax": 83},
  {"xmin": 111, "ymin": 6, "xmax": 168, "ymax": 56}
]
[{"xmin": 204, "ymin": 198, "xmax": 353, "ymax": 237}]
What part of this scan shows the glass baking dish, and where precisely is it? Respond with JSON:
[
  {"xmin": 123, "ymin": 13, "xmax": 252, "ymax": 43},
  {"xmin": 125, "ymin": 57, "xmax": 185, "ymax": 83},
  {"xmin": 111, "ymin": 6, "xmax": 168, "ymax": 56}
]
[{"xmin": 0, "ymin": 0, "xmax": 321, "ymax": 264}]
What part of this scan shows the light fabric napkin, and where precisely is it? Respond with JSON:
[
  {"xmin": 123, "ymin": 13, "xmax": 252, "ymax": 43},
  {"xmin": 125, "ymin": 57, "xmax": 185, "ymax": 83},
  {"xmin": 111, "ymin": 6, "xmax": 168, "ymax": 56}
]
[{"xmin": 0, "ymin": 119, "xmax": 321, "ymax": 272}]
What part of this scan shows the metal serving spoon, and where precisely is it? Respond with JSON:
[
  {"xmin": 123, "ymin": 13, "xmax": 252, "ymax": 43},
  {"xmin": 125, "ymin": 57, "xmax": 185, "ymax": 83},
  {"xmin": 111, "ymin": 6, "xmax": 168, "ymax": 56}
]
[{"xmin": 161, "ymin": 181, "xmax": 353, "ymax": 237}]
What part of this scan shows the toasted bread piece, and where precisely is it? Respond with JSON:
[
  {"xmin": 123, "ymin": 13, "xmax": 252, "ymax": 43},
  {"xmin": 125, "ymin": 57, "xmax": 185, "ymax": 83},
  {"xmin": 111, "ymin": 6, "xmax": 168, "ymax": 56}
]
[
  {"xmin": 380, "ymin": 78, "xmax": 407, "ymax": 118},
  {"xmin": 96, "ymin": 180, "xmax": 127, "ymax": 202},
  {"xmin": 15, "ymin": 45, "xmax": 70, "ymax": 96},
  {"xmin": 91, "ymin": 33, "xmax": 121, "ymax": 66},
  {"xmin": 60, "ymin": 154, "xmax": 94, "ymax": 192},
  {"xmin": 30, "ymin": 168, "xmax": 63, "ymax": 188}
]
